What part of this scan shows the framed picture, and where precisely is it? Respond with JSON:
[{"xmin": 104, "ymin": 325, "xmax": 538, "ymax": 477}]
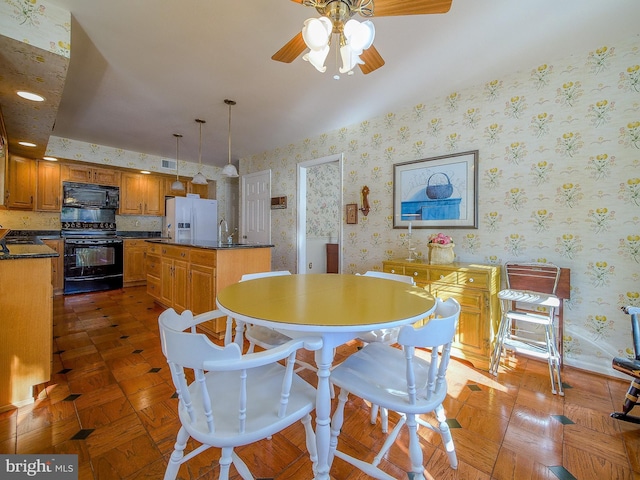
[
  {"xmin": 393, "ymin": 150, "xmax": 478, "ymax": 229},
  {"xmin": 346, "ymin": 203, "xmax": 358, "ymax": 224}
]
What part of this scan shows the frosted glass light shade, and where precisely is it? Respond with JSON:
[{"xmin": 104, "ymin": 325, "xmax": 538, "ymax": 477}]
[
  {"xmin": 191, "ymin": 172, "xmax": 208, "ymax": 184},
  {"xmin": 222, "ymin": 163, "xmax": 239, "ymax": 177},
  {"xmin": 171, "ymin": 179, "xmax": 185, "ymax": 190},
  {"xmin": 302, "ymin": 17, "xmax": 332, "ymax": 72}
]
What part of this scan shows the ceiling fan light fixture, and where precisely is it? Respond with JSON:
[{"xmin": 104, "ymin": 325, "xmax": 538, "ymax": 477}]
[
  {"xmin": 172, "ymin": 133, "xmax": 185, "ymax": 191},
  {"xmin": 302, "ymin": 17, "xmax": 332, "ymax": 72},
  {"xmin": 223, "ymin": 99, "xmax": 239, "ymax": 178},
  {"xmin": 339, "ymin": 19, "xmax": 374, "ymax": 74},
  {"xmin": 191, "ymin": 118, "xmax": 208, "ymax": 185}
]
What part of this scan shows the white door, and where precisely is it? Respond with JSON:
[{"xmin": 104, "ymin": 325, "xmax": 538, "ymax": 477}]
[{"xmin": 241, "ymin": 170, "xmax": 271, "ymax": 244}]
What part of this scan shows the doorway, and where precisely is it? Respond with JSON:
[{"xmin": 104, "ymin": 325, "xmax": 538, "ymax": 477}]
[{"xmin": 296, "ymin": 153, "xmax": 343, "ymax": 274}]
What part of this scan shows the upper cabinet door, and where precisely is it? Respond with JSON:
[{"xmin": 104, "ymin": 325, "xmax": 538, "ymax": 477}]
[
  {"xmin": 6, "ymin": 155, "xmax": 35, "ymax": 210},
  {"xmin": 36, "ymin": 160, "xmax": 61, "ymax": 211}
]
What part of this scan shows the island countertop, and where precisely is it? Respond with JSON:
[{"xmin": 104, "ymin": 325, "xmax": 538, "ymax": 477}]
[
  {"xmin": 0, "ymin": 243, "xmax": 59, "ymax": 260},
  {"xmin": 145, "ymin": 239, "xmax": 274, "ymax": 250}
]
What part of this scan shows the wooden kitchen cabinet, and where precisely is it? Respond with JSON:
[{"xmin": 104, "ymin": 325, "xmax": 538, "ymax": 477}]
[
  {"xmin": 36, "ymin": 160, "xmax": 61, "ymax": 211},
  {"xmin": 0, "ymin": 256, "xmax": 52, "ymax": 411},
  {"xmin": 145, "ymin": 241, "xmax": 272, "ymax": 338},
  {"xmin": 120, "ymin": 172, "xmax": 165, "ymax": 215},
  {"xmin": 5, "ymin": 155, "xmax": 35, "ymax": 210},
  {"xmin": 166, "ymin": 178, "xmax": 212, "ymax": 199},
  {"xmin": 62, "ymin": 163, "xmax": 120, "ymax": 186},
  {"xmin": 123, "ymin": 239, "xmax": 148, "ymax": 286},
  {"xmin": 383, "ymin": 259, "xmax": 500, "ymax": 370},
  {"xmin": 42, "ymin": 238, "xmax": 64, "ymax": 295},
  {"xmin": 159, "ymin": 245, "xmax": 189, "ymax": 312}
]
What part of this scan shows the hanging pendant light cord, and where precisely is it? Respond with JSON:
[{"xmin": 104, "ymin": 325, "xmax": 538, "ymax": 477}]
[{"xmin": 228, "ymin": 102, "xmax": 232, "ymax": 165}]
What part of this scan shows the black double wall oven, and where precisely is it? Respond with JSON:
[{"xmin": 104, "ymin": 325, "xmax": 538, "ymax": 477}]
[{"xmin": 62, "ymin": 182, "xmax": 123, "ymax": 294}]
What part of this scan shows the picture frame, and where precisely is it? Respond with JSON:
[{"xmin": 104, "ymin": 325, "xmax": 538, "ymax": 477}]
[
  {"xmin": 393, "ymin": 150, "xmax": 478, "ymax": 229},
  {"xmin": 346, "ymin": 203, "xmax": 358, "ymax": 224}
]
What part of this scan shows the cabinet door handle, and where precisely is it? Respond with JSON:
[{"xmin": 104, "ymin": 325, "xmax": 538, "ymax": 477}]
[
  {"xmin": 468, "ymin": 278, "xmax": 474, "ymax": 283},
  {"xmin": 439, "ymin": 274, "xmax": 444, "ymax": 279},
  {"xmin": 414, "ymin": 272, "xmax": 418, "ymax": 276},
  {"xmin": 390, "ymin": 269, "xmax": 396, "ymax": 273}
]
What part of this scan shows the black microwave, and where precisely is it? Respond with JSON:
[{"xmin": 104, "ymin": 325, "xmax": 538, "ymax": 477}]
[{"xmin": 63, "ymin": 182, "xmax": 120, "ymax": 209}]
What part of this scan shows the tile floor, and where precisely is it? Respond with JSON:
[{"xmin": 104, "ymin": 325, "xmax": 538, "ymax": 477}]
[{"xmin": 0, "ymin": 286, "xmax": 639, "ymax": 479}]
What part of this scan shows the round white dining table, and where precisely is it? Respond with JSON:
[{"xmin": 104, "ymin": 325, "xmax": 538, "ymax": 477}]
[{"xmin": 216, "ymin": 273, "xmax": 436, "ymax": 480}]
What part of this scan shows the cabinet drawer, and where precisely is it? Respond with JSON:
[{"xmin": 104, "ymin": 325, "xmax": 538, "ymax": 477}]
[
  {"xmin": 162, "ymin": 245, "xmax": 189, "ymax": 260},
  {"xmin": 124, "ymin": 239, "xmax": 146, "ymax": 248},
  {"xmin": 430, "ymin": 284, "xmax": 484, "ymax": 310},
  {"xmin": 383, "ymin": 263, "xmax": 405, "ymax": 275},
  {"xmin": 147, "ymin": 243, "xmax": 161, "ymax": 255},
  {"xmin": 146, "ymin": 254, "xmax": 161, "ymax": 277},
  {"xmin": 404, "ymin": 266, "xmax": 429, "ymax": 284},
  {"xmin": 147, "ymin": 275, "xmax": 160, "ymax": 299},
  {"xmin": 428, "ymin": 268, "xmax": 458, "ymax": 284},
  {"xmin": 190, "ymin": 249, "xmax": 216, "ymax": 266},
  {"xmin": 457, "ymin": 271, "xmax": 489, "ymax": 289}
]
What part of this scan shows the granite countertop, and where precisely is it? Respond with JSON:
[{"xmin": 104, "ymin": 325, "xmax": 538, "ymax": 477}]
[
  {"xmin": 145, "ymin": 238, "xmax": 274, "ymax": 250},
  {"xmin": 0, "ymin": 243, "xmax": 59, "ymax": 260}
]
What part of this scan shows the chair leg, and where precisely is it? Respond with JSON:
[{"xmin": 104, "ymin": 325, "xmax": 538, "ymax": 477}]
[
  {"xmin": 219, "ymin": 447, "xmax": 233, "ymax": 480},
  {"xmin": 164, "ymin": 427, "xmax": 190, "ymax": 480},
  {"xmin": 302, "ymin": 413, "xmax": 318, "ymax": 475},
  {"xmin": 434, "ymin": 404, "xmax": 457, "ymax": 469},
  {"xmin": 490, "ymin": 314, "xmax": 510, "ymax": 375},
  {"xmin": 328, "ymin": 387, "xmax": 349, "ymax": 467},
  {"xmin": 231, "ymin": 451, "xmax": 253, "ymax": 480},
  {"xmin": 406, "ymin": 414, "xmax": 426, "ymax": 479}
]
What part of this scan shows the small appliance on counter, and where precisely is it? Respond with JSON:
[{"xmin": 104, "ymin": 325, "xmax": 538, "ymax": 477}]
[{"xmin": 164, "ymin": 196, "xmax": 218, "ymax": 243}]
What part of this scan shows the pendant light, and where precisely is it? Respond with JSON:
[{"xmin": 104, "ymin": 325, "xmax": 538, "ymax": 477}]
[
  {"xmin": 222, "ymin": 99, "xmax": 239, "ymax": 177},
  {"xmin": 191, "ymin": 118, "xmax": 208, "ymax": 185},
  {"xmin": 171, "ymin": 133, "xmax": 185, "ymax": 191}
]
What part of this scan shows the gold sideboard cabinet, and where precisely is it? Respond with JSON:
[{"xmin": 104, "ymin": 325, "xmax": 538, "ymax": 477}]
[{"xmin": 383, "ymin": 259, "xmax": 500, "ymax": 370}]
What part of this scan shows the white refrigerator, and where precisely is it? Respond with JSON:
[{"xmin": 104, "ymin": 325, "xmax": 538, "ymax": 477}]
[{"xmin": 164, "ymin": 196, "xmax": 218, "ymax": 243}]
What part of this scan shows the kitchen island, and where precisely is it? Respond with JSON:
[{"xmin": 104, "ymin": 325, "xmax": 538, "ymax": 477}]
[
  {"xmin": 145, "ymin": 239, "xmax": 273, "ymax": 338},
  {"xmin": 0, "ymin": 243, "xmax": 58, "ymax": 411}
]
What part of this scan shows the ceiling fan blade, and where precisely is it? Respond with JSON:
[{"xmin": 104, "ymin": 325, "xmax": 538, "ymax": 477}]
[
  {"xmin": 371, "ymin": 0, "xmax": 452, "ymax": 16},
  {"xmin": 272, "ymin": 32, "xmax": 307, "ymax": 63},
  {"xmin": 359, "ymin": 45, "xmax": 385, "ymax": 75}
]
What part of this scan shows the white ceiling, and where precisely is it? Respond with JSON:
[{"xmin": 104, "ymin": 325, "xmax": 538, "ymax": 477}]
[{"xmin": 7, "ymin": 0, "xmax": 640, "ymax": 169}]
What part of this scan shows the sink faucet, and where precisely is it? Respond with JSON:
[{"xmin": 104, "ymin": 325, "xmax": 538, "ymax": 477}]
[
  {"xmin": 218, "ymin": 219, "xmax": 228, "ymax": 245},
  {"xmin": 227, "ymin": 228, "xmax": 238, "ymax": 244}
]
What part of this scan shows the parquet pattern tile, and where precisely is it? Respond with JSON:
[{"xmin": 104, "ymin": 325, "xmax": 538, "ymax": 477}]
[{"xmin": 0, "ymin": 286, "xmax": 637, "ymax": 479}]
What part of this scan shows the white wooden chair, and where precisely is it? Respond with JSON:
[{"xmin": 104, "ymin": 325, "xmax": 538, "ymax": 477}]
[
  {"xmin": 329, "ymin": 297, "xmax": 461, "ymax": 480},
  {"xmin": 158, "ymin": 307, "xmax": 321, "ymax": 480},
  {"xmin": 356, "ymin": 270, "xmax": 416, "ymax": 432},
  {"xmin": 489, "ymin": 262, "xmax": 563, "ymax": 395}
]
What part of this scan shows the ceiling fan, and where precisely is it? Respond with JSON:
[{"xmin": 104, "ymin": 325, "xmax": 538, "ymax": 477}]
[{"xmin": 272, "ymin": 0, "xmax": 453, "ymax": 76}]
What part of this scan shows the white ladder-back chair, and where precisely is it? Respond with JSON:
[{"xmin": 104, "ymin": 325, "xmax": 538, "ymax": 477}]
[
  {"xmin": 159, "ymin": 308, "xmax": 321, "ymax": 480},
  {"xmin": 329, "ymin": 297, "xmax": 461, "ymax": 480},
  {"xmin": 355, "ymin": 270, "xmax": 416, "ymax": 433},
  {"xmin": 489, "ymin": 262, "xmax": 563, "ymax": 395}
]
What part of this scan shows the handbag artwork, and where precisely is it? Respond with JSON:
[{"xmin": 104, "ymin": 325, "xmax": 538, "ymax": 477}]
[{"xmin": 426, "ymin": 172, "xmax": 454, "ymax": 199}]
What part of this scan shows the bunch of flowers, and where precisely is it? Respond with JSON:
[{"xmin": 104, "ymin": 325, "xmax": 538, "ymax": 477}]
[{"xmin": 428, "ymin": 233, "xmax": 453, "ymax": 245}]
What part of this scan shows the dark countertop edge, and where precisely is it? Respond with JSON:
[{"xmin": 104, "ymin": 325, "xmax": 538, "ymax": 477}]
[
  {"xmin": 0, "ymin": 245, "xmax": 59, "ymax": 260},
  {"xmin": 145, "ymin": 239, "xmax": 274, "ymax": 250}
]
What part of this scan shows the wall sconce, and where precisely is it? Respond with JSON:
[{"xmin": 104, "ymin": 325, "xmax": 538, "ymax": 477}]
[{"xmin": 360, "ymin": 185, "xmax": 370, "ymax": 216}]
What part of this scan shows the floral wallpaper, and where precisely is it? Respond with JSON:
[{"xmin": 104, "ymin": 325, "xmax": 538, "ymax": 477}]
[
  {"xmin": 242, "ymin": 34, "xmax": 640, "ymax": 379},
  {"xmin": 306, "ymin": 161, "xmax": 340, "ymax": 239}
]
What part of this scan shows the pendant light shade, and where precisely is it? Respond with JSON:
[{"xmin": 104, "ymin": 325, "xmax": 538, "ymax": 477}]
[
  {"xmin": 191, "ymin": 118, "xmax": 208, "ymax": 185},
  {"xmin": 223, "ymin": 99, "xmax": 239, "ymax": 178},
  {"xmin": 171, "ymin": 133, "xmax": 185, "ymax": 191}
]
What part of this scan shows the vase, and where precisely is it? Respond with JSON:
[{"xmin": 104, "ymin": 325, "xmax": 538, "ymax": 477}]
[{"xmin": 428, "ymin": 243, "xmax": 455, "ymax": 265}]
